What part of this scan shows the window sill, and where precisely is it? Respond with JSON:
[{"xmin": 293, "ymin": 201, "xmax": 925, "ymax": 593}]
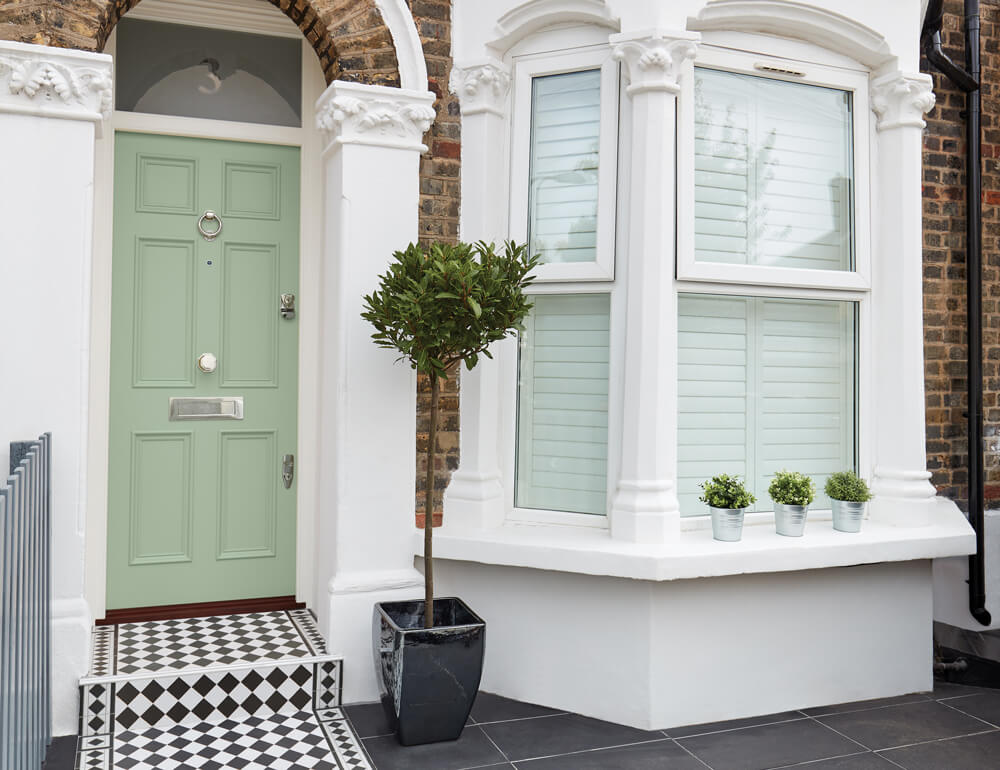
[{"xmin": 420, "ymin": 498, "xmax": 975, "ymax": 582}]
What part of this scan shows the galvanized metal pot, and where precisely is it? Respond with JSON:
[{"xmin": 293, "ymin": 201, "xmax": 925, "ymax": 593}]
[
  {"xmin": 774, "ymin": 503, "xmax": 808, "ymax": 537},
  {"xmin": 710, "ymin": 507, "xmax": 745, "ymax": 541},
  {"xmin": 832, "ymin": 500, "xmax": 866, "ymax": 533}
]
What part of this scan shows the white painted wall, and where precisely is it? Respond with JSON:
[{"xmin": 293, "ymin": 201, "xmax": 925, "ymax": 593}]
[
  {"xmin": 0, "ymin": 41, "xmax": 112, "ymax": 736},
  {"xmin": 934, "ymin": 512, "xmax": 1000, "ymax": 632},
  {"xmin": 434, "ymin": 558, "xmax": 934, "ymax": 730}
]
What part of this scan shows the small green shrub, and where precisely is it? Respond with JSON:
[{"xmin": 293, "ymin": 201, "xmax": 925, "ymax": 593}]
[
  {"xmin": 768, "ymin": 470, "xmax": 816, "ymax": 507},
  {"xmin": 824, "ymin": 470, "xmax": 872, "ymax": 503},
  {"xmin": 699, "ymin": 474, "xmax": 756, "ymax": 510}
]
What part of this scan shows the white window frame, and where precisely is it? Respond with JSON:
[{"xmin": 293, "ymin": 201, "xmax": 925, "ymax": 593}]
[
  {"xmin": 509, "ymin": 44, "xmax": 620, "ymax": 282},
  {"xmin": 675, "ymin": 38, "xmax": 875, "ymax": 523},
  {"xmin": 676, "ymin": 44, "xmax": 872, "ymax": 291}
]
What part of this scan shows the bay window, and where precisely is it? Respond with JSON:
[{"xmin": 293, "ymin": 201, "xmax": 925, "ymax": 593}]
[{"xmin": 500, "ymin": 31, "xmax": 875, "ymax": 525}]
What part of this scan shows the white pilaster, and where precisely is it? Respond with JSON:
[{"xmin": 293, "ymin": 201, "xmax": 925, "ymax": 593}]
[
  {"xmin": 608, "ymin": 30, "xmax": 698, "ymax": 543},
  {"xmin": 314, "ymin": 80, "xmax": 437, "ymax": 701},
  {"xmin": 0, "ymin": 40, "xmax": 112, "ymax": 735},
  {"xmin": 441, "ymin": 60, "xmax": 511, "ymax": 530},
  {"xmin": 870, "ymin": 71, "xmax": 938, "ymax": 526}
]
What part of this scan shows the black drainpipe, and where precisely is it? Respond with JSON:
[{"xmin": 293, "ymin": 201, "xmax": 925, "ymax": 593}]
[{"xmin": 922, "ymin": 0, "xmax": 991, "ymax": 626}]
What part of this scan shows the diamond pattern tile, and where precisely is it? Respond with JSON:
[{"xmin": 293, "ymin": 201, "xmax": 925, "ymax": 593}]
[
  {"xmin": 75, "ymin": 609, "xmax": 367, "ymax": 770},
  {"xmin": 114, "ymin": 611, "xmax": 314, "ymax": 674},
  {"xmin": 110, "ymin": 710, "xmax": 370, "ymax": 769},
  {"xmin": 114, "ymin": 663, "xmax": 315, "ymax": 732}
]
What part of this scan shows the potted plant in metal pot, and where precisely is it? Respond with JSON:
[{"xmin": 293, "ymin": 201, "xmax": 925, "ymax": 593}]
[
  {"xmin": 825, "ymin": 470, "xmax": 872, "ymax": 533},
  {"xmin": 700, "ymin": 474, "xmax": 756, "ymax": 542},
  {"xmin": 362, "ymin": 240, "xmax": 536, "ymax": 746},
  {"xmin": 768, "ymin": 469, "xmax": 815, "ymax": 537}
]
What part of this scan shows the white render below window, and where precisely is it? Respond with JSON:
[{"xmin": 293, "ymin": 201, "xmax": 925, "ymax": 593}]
[{"xmin": 677, "ymin": 293, "xmax": 857, "ymax": 515}]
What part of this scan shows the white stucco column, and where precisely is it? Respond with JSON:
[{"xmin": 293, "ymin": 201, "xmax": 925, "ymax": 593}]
[
  {"xmin": 607, "ymin": 30, "xmax": 699, "ymax": 543},
  {"xmin": 870, "ymin": 72, "xmax": 938, "ymax": 526},
  {"xmin": 442, "ymin": 60, "xmax": 511, "ymax": 530},
  {"xmin": 314, "ymin": 81, "xmax": 436, "ymax": 700},
  {"xmin": 0, "ymin": 40, "xmax": 111, "ymax": 735}
]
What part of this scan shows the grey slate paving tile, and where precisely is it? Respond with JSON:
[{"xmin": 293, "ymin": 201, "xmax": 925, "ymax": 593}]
[
  {"xmin": 879, "ymin": 729, "xmax": 1000, "ymax": 769},
  {"xmin": 43, "ymin": 736, "xmax": 77, "ymax": 770},
  {"xmin": 513, "ymin": 739, "xmax": 705, "ymax": 769},
  {"xmin": 346, "ymin": 701, "xmax": 395, "ymax": 738},
  {"xmin": 667, "ymin": 711, "xmax": 805, "ymax": 738},
  {"xmin": 471, "ymin": 692, "xmax": 564, "ymax": 724},
  {"xmin": 940, "ymin": 691, "xmax": 1000, "ymax": 726},
  {"xmin": 676, "ymin": 718, "xmax": 863, "ymax": 770},
  {"xmin": 481, "ymin": 713, "xmax": 662, "ymax": 762},
  {"xmin": 362, "ymin": 725, "xmax": 507, "ymax": 770},
  {"xmin": 778, "ymin": 753, "xmax": 898, "ymax": 769},
  {"xmin": 816, "ymin": 700, "xmax": 992, "ymax": 750},
  {"xmin": 930, "ymin": 681, "xmax": 997, "ymax": 698},
  {"xmin": 801, "ymin": 694, "xmax": 931, "ymax": 717}
]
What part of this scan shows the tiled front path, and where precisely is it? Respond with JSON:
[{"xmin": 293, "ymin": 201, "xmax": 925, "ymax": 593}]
[
  {"xmin": 348, "ymin": 683, "xmax": 1000, "ymax": 770},
  {"xmin": 45, "ymin": 681, "xmax": 1000, "ymax": 769}
]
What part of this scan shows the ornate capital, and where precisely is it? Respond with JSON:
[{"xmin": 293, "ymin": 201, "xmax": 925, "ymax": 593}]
[
  {"xmin": 0, "ymin": 40, "xmax": 112, "ymax": 122},
  {"xmin": 315, "ymin": 81, "xmax": 436, "ymax": 152},
  {"xmin": 610, "ymin": 30, "xmax": 700, "ymax": 96},
  {"xmin": 449, "ymin": 59, "xmax": 511, "ymax": 117},
  {"xmin": 870, "ymin": 72, "xmax": 935, "ymax": 131}
]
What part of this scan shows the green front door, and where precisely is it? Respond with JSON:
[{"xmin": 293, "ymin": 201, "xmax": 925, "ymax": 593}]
[{"xmin": 107, "ymin": 132, "xmax": 300, "ymax": 610}]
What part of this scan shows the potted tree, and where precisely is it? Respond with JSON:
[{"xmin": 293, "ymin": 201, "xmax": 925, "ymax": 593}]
[
  {"xmin": 825, "ymin": 470, "xmax": 872, "ymax": 533},
  {"xmin": 361, "ymin": 240, "xmax": 536, "ymax": 745},
  {"xmin": 700, "ymin": 474, "xmax": 756, "ymax": 541},
  {"xmin": 768, "ymin": 469, "xmax": 816, "ymax": 537}
]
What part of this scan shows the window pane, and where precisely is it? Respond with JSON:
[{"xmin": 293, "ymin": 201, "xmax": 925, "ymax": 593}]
[
  {"xmin": 528, "ymin": 70, "xmax": 601, "ymax": 264},
  {"xmin": 116, "ymin": 19, "xmax": 301, "ymax": 127},
  {"xmin": 694, "ymin": 68, "xmax": 854, "ymax": 271},
  {"xmin": 516, "ymin": 294, "xmax": 610, "ymax": 515},
  {"xmin": 677, "ymin": 294, "xmax": 857, "ymax": 514}
]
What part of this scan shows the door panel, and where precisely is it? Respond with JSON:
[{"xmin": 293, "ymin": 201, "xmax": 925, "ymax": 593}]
[{"xmin": 108, "ymin": 132, "xmax": 300, "ymax": 609}]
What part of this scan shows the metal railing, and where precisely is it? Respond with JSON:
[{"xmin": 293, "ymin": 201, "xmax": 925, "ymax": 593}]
[{"xmin": 0, "ymin": 433, "xmax": 52, "ymax": 769}]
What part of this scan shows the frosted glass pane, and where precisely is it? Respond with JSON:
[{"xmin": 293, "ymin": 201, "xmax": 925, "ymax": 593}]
[
  {"xmin": 694, "ymin": 68, "xmax": 853, "ymax": 270},
  {"xmin": 528, "ymin": 70, "xmax": 601, "ymax": 264},
  {"xmin": 116, "ymin": 19, "xmax": 301, "ymax": 127},
  {"xmin": 677, "ymin": 294, "xmax": 856, "ymax": 515},
  {"xmin": 516, "ymin": 294, "xmax": 610, "ymax": 515}
]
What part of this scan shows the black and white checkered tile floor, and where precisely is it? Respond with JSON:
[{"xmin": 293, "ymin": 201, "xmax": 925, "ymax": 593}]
[{"xmin": 75, "ymin": 610, "xmax": 372, "ymax": 770}]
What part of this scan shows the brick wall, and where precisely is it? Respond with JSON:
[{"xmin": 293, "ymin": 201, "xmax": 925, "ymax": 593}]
[
  {"xmin": 412, "ymin": 0, "xmax": 460, "ymax": 527},
  {"xmin": 0, "ymin": 0, "xmax": 461, "ymax": 524},
  {"xmin": 922, "ymin": 0, "xmax": 1000, "ymax": 509}
]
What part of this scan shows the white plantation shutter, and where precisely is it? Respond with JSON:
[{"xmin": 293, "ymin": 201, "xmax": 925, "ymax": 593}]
[
  {"xmin": 694, "ymin": 68, "xmax": 853, "ymax": 271},
  {"xmin": 678, "ymin": 294, "xmax": 856, "ymax": 514},
  {"xmin": 528, "ymin": 69, "xmax": 602, "ymax": 265},
  {"xmin": 516, "ymin": 294, "xmax": 610, "ymax": 515}
]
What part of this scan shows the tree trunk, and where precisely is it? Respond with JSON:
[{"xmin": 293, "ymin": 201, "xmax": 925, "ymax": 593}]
[{"xmin": 424, "ymin": 374, "xmax": 439, "ymax": 628}]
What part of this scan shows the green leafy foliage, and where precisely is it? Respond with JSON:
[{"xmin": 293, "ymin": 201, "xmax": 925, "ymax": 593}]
[
  {"xmin": 361, "ymin": 241, "xmax": 538, "ymax": 381},
  {"xmin": 767, "ymin": 470, "xmax": 816, "ymax": 506},
  {"xmin": 699, "ymin": 474, "xmax": 756, "ymax": 510},
  {"xmin": 824, "ymin": 470, "xmax": 872, "ymax": 503}
]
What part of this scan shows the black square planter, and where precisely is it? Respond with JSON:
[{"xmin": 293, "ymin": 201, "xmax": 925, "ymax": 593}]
[{"xmin": 373, "ymin": 597, "xmax": 486, "ymax": 746}]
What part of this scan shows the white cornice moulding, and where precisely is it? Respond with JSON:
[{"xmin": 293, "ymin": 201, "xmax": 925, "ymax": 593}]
[
  {"xmin": 491, "ymin": 0, "xmax": 620, "ymax": 53},
  {"xmin": 688, "ymin": 0, "xmax": 893, "ymax": 69},
  {"xmin": 0, "ymin": 40, "xmax": 112, "ymax": 123},
  {"xmin": 315, "ymin": 81, "xmax": 436, "ymax": 152},
  {"xmin": 610, "ymin": 30, "xmax": 700, "ymax": 96},
  {"xmin": 125, "ymin": 0, "xmax": 302, "ymax": 38},
  {"xmin": 449, "ymin": 59, "xmax": 511, "ymax": 117},
  {"xmin": 870, "ymin": 72, "xmax": 936, "ymax": 131}
]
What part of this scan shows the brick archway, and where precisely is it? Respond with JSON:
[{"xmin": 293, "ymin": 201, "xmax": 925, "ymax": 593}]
[{"xmin": 2, "ymin": 0, "xmax": 401, "ymax": 87}]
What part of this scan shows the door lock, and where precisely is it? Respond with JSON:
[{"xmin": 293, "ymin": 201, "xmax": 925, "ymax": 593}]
[
  {"xmin": 280, "ymin": 293, "xmax": 296, "ymax": 320},
  {"xmin": 282, "ymin": 454, "xmax": 294, "ymax": 489},
  {"xmin": 197, "ymin": 352, "xmax": 218, "ymax": 373}
]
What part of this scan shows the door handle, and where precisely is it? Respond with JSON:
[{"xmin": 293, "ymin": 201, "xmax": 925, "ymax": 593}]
[{"xmin": 282, "ymin": 454, "xmax": 294, "ymax": 489}]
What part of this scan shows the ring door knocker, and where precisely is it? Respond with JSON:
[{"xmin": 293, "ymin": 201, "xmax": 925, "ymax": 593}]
[{"xmin": 197, "ymin": 210, "xmax": 223, "ymax": 241}]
